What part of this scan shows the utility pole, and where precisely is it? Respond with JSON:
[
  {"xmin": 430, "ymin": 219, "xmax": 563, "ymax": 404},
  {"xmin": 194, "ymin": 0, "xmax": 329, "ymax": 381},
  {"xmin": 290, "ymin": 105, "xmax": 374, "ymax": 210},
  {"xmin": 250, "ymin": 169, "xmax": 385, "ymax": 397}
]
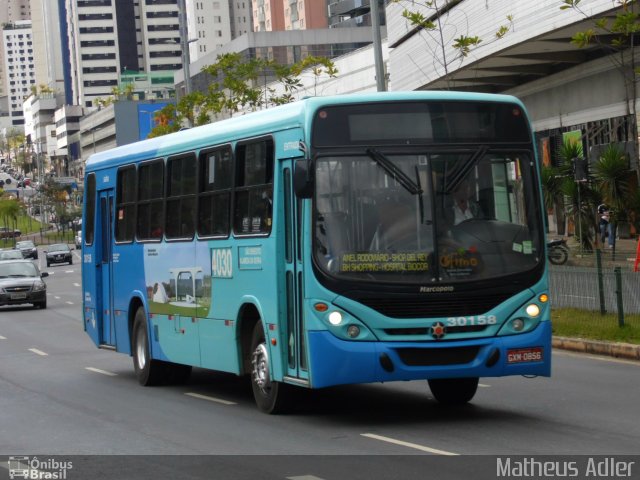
[
  {"xmin": 177, "ymin": 0, "xmax": 192, "ymax": 97},
  {"xmin": 370, "ymin": 0, "xmax": 386, "ymax": 92}
]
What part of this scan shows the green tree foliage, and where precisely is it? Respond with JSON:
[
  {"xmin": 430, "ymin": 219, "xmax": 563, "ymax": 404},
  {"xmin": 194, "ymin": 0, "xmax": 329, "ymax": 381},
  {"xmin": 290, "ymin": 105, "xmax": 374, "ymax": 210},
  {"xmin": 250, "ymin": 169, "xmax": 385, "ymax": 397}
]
[
  {"xmin": 148, "ymin": 53, "xmax": 337, "ymax": 138},
  {"xmin": 392, "ymin": 0, "xmax": 513, "ymax": 87}
]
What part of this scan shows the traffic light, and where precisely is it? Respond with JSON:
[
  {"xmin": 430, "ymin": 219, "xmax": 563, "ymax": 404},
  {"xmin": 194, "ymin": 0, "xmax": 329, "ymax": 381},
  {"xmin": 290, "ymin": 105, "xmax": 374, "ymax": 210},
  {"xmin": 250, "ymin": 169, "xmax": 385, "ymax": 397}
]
[{"xmin": 573, "ymin": 157, "xmax": 588, "ymax": 182}]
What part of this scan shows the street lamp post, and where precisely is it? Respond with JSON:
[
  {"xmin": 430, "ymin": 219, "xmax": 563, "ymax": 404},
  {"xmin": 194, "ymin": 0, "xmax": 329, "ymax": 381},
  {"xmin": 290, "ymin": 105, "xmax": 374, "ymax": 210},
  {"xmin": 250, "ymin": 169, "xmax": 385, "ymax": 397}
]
[{"xmin": 370, "ymin": 0, "xmax": 386, "ymax": 92}]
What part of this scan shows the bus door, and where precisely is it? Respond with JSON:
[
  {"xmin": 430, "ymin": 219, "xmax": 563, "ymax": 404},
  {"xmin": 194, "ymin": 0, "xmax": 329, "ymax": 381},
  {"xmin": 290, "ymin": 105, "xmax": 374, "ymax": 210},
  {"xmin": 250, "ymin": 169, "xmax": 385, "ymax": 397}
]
[
  {"xmin": 282, "ymin": 160, "xmax": 308, "ymax": 383},
  {"xmin": 97, "ymin": 189, "xmax": 115, "ymax": 346}
]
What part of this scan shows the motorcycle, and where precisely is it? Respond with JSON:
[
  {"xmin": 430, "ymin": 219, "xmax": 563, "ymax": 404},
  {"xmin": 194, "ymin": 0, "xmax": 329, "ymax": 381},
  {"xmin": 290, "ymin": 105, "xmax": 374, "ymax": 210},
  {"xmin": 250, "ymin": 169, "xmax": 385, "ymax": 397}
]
[{"xmin": 547, "ymin": 238, "xmax": 569, "ymax": 265}]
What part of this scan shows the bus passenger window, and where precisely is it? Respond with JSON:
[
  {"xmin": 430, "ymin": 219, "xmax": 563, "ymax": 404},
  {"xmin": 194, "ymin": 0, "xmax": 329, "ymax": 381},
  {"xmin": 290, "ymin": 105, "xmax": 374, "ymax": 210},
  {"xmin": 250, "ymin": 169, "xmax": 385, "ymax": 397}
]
[{"xmin": 234, "ymin": 139, "xmax": 274, "ymax": 235}]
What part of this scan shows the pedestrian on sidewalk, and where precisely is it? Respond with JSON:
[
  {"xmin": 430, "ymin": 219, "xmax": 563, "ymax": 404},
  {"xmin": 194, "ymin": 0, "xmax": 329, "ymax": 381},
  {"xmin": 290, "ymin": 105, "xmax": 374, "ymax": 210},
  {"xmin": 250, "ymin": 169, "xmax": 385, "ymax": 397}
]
[{"xmin": 598, "ymin": 204, "xmax": 610, "ymax": 247}]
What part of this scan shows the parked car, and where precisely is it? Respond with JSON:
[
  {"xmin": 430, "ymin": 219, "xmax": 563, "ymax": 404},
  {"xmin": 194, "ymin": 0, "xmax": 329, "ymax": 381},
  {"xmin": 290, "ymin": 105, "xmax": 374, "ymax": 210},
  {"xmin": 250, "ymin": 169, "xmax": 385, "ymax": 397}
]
[
  {"xmin": 0, "ymin": 226, "xmax": 21, "ymax": 239},
  {"xmin": 45, "ymin": 243, "xmax": 73, "ymax": 267},
  {"xmin": 0, "ymin": 249, "xmax": 24, "ymax": 260},
  {"xmin": 15, "ymin": 240, "xmax": 38, "ymax": 259},
  {"xmin": 0, "ymin": 259, "xmax": 48, "ymax": 309}
]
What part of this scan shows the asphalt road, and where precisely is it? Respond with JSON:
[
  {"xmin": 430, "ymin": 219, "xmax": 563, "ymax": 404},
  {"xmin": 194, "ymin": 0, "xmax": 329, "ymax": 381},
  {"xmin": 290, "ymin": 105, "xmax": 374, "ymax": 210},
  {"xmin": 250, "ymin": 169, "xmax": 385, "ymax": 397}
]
[{"xmin": 1, "ymin": 249, "xmax": 639, "ymax": 479}]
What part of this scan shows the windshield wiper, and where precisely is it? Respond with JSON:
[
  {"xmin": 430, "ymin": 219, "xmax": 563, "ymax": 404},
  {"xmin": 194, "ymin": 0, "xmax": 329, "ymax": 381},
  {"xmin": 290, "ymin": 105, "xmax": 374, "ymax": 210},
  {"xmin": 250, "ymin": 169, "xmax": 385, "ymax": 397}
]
[
  {"xmin": 445, "ymin": 145, "xmax": 489, "ymax": 193},
  {"xmin": 366, "ymin": 148, "xmax": 422, "ymax": 196}
]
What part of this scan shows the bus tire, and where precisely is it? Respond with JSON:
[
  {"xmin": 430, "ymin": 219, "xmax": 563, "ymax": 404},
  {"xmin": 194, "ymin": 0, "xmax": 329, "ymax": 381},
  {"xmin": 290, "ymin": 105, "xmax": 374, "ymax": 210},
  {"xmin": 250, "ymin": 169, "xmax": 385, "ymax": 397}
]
[
  {"xmin": 428, "ymin": 377, "xmax": 479, "ymax": 405},
  {"xmin": 250, "ymin": 322, "xmax": 290, "ymax": 414},
  {"xmin": 132, "ymin": 307, "xmax": 164, "ymax": 386}
]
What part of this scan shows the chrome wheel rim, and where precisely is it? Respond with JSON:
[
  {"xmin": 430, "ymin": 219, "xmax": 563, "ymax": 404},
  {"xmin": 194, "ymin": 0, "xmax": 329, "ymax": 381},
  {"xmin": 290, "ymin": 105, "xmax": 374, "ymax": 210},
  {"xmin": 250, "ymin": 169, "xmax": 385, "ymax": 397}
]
[
  {"xmin": 251, "ymin": 343, "xmax": 271, "ymax": 394},
  {"xmin": 136, "ymin": 327, "xmax": 147, "ymax": 371}
]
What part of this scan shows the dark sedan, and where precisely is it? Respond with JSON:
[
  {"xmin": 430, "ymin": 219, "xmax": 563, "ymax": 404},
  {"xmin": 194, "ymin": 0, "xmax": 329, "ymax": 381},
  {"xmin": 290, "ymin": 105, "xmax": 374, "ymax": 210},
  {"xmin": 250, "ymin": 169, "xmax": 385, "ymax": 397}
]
[
  {"xmin": 45, "ymin": 243, "xmax": 73, "ymax": 267},
  {"xmin": 15, "ymin": 240, "xmax": 38, "ymax": 259},
  {"xmin": 0, "ymin": 260, "xmax": 48, "ymax": 309}
]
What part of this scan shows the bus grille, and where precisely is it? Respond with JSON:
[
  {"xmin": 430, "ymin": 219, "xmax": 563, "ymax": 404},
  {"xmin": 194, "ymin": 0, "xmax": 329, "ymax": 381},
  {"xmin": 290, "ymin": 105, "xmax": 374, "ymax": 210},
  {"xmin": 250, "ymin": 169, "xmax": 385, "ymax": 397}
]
[
  {"xmin": 384, "ymin": 325, "xmax": 487, "ymax": 336},
  {"xmin": 396, "ymin": 346, "xmax": 480, "ymax": 366},
  {"xmin": 352, "ymin": 293, "xmax": 512, "ymax": 318}
]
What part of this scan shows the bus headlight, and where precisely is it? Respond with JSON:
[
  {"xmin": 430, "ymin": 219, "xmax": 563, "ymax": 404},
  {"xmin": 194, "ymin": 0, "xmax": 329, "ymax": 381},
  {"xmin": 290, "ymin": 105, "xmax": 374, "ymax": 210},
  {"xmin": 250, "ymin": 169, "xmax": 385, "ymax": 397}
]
[
  {"xmin": 328, "ymin": 311, "xmax": 343, "ymax": 325},
  {"xmin": 347, "ymin": 325, "xmax": 360, "ymax": 338},
  {"xmin": 525, "ymin": 303, "xmax": 540, "ymax": 317},
  {"xmin": 511, "ymin": 318, "xmax": 525, "ymax": 331}
]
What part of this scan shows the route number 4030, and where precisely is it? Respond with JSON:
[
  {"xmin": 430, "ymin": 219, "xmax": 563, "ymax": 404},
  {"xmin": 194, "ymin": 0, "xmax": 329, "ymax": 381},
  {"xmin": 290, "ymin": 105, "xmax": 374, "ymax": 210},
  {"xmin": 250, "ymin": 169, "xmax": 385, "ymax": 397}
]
[{"xmin": 446, "ymin": 315, "xmax": 497, "ymax": 326}]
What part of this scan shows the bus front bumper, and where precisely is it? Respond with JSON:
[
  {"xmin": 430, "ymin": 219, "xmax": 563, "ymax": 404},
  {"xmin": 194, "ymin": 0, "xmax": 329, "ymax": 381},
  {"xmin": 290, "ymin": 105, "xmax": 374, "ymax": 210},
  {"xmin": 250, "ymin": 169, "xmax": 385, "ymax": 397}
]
[{"xmin": 306, "ymin": 321, "xmax": 551, "ymax": 389}]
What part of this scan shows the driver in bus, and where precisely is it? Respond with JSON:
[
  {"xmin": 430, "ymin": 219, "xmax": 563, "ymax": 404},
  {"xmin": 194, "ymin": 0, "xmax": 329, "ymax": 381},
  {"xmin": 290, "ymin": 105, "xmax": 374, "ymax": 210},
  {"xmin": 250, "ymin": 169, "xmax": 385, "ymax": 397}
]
[{"xmin": 449, "ymin": 178, "xmax": 482, "ymax": 226}]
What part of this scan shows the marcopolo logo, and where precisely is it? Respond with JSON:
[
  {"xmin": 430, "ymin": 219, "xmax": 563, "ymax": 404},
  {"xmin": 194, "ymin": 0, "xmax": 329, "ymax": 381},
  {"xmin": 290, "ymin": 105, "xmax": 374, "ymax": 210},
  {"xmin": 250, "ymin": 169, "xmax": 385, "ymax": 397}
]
[{"xmin": 7, "ymin": 457, "xmax": 73, "ymax": 479}]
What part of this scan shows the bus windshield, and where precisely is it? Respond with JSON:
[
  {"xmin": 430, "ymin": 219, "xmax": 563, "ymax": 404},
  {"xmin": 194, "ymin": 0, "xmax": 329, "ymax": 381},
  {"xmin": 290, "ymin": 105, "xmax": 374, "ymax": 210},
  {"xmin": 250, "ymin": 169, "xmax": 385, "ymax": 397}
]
[{"xmin": 313, "ymin": 149, "xmax": 543, "ymax": 283}]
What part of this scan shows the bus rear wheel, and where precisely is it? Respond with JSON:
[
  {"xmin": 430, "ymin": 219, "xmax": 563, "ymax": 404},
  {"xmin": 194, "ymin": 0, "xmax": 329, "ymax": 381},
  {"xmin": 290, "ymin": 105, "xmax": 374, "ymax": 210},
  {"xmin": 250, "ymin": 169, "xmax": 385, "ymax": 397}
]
[
  {"xmin": 428, "ymin": 377, "xmax": 479, "ymax": 405},
  {"xmin": 132, "ymin": 307, "xmax": 165, "ymax": 386},
  {"xmin": 250, "ymin": 322, "xmax": 290, "ymax": 414}
]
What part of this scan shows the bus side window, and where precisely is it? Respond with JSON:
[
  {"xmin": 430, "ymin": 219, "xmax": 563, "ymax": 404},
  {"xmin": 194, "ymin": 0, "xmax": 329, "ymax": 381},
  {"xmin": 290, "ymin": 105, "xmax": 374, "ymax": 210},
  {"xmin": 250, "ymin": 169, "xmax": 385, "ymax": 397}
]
[
  {"xmin": 198, "ymin": 147, "xmax": 232, "ymax": 237},
  {"xmin": 234, "ymin": 139, "xmax": 274, "ymax": 235}
]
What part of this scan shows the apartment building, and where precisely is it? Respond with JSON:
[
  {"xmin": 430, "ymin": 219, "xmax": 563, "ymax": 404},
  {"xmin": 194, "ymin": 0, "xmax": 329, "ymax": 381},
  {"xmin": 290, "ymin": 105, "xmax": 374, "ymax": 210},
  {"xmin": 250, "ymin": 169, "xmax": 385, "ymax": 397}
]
[
  {"xmin": 0, "ymin": 0, "xmax": 30, "ymax": 100},
  {"xmin": 66, "ymin": 0, "xmax": 181, "ymax": 109},
  {"xmin": 2, "ymin": 20, "xmax": 35, "ymax": 127}
]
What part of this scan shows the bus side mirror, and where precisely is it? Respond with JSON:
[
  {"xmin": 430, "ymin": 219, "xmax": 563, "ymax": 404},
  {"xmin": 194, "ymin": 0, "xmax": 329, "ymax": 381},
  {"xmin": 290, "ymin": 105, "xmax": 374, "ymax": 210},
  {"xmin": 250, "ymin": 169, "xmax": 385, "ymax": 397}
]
[{"xmin": 293, "ymin": 159, "xmax": 314, "ymax": 198}]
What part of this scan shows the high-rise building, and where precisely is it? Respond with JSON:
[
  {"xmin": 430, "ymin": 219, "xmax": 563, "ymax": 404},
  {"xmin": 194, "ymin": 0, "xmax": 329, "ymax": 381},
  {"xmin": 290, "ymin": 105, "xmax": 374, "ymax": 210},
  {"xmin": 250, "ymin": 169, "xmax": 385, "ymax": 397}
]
[
  {"xmin": 31, "ymin": 0, "xmax": 68, "ymax": 98},
  {"xmin": 186, "ymin": 1, "xmax": 253, "ymax": 62},
  {"xmin": 2, "ymin": 20, "xmax": 35, "ymax": 127},
  {"xmin": 252, "ymin": 0, "xmax": 327, "ymax": 32},
  {"xmin": 66, "ymin": 0, "xmax": 182, "ymax": 109},
  {"xmin": 0, "ymin": 0, "xmax": 30, "ymax": 103},
  {"xmin": 252, "ymin": 0, "xmax": 285, "ymax": 32}
]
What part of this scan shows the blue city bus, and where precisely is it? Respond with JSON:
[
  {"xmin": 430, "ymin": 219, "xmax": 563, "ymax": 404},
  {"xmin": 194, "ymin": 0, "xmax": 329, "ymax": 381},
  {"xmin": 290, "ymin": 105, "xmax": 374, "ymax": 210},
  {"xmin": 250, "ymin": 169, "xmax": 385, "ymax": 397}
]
[{"xmin": 81, "ymin": 91, "xmax": 551, "ymax": 413}]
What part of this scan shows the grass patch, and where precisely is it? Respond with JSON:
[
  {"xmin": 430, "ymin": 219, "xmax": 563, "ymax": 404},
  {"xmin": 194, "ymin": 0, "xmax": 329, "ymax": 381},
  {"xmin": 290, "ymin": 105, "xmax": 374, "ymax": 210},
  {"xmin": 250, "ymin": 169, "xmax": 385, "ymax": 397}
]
[{"xmin": 552, "ymin": 307, "xmax": 640, "ymax": 344}]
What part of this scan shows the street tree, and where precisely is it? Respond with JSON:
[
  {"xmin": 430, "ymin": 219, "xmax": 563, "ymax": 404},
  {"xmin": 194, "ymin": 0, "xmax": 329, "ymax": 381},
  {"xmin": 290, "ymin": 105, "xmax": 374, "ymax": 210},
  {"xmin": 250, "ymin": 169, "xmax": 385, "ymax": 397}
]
[{"xmin": 148, "ymin": 54, "xmax": 337, "ymax": 137}]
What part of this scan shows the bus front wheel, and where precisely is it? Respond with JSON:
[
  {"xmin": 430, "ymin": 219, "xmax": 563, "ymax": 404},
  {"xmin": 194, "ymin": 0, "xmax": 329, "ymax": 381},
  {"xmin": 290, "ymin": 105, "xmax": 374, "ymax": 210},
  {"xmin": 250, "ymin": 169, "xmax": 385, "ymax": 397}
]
[
  {"xmin": 428, "ymin": 377, "xmax": 479, "ymax": 405},
  {"xmin": 132, "ymin": 307, "xmax": 164, "ymax": 386},
  {"xmin": 250, "ymin": 322, "xmax": 290, "ymax": 414}
]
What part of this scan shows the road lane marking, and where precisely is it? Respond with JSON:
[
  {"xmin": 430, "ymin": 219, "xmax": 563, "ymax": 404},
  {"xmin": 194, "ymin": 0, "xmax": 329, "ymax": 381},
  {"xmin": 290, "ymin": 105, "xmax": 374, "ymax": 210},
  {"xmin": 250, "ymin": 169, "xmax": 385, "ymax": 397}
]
[
  {"xmin": 65, "ymin": 270, "xmax": 74, "ymax": 273},
  {"xmin": 0, "ymin": 335, "xmax": 6, "ymax": 340},
  {"xmin": 54, "ymin": 296, "xmax": 61, "ymax": 299},
  {"xmin": 184, "ymin": 392, "xmax": 237, "ymax": 405},
  {"xmin": 287, "ymin": 476, "xmax": 326, "ymax": 480},
  {"xmin": 73, "ymin": 283, "xmax": 80, "ymax": 287},
  {"xmin": 361, "ymin": 433, "xmax": 459, "ymax": 456},
  {"xmin": 478, "ymin": 383, "xmax": 491, "ymax": 388},
  {"xmin": 85, "ymin": 367, "xmax": 117, "ymax": 376},
  {"xmin": 29, "ymin": 348, "xmax": 48, "ymax": 356},
  {"xmin": 66, "ymin": 301, "xmax": 74, "ymax": 305}
]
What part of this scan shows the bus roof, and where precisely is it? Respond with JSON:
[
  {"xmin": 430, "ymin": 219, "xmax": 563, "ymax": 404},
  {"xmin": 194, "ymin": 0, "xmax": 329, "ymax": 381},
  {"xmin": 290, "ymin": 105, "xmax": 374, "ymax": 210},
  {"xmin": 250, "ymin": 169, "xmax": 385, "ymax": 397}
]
[{"xmin": 85, "ymin": 91, "xmax": 525, "ymax": 172}]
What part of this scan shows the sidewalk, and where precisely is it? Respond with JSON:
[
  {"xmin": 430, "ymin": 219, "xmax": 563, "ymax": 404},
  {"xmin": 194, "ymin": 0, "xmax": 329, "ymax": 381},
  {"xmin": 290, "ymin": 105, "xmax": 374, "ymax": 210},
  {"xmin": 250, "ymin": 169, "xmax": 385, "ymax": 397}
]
[{"xmin": 560, "ymin": 235, "xmax": 640, "ymax": 270}]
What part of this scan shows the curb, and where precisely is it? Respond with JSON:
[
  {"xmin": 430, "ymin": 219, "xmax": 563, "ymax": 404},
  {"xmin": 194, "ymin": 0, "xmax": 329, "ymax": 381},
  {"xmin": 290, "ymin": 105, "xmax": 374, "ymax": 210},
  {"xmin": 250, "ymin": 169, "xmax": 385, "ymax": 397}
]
[{"xmin": 553, "ymin": 336, "xmax": 640, "ymax": 361}]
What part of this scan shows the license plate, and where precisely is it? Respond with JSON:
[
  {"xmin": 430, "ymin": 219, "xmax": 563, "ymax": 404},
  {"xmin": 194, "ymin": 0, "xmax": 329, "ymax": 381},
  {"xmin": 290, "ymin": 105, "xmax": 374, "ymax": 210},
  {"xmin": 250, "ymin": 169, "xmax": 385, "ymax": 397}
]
[
  {"xmin": 11, "ymin": 293, "xmax": 27, "ymax": 300},
  {"xmin": 507, "ymin": 347, "xmax": 543, "ymax": 363}
]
